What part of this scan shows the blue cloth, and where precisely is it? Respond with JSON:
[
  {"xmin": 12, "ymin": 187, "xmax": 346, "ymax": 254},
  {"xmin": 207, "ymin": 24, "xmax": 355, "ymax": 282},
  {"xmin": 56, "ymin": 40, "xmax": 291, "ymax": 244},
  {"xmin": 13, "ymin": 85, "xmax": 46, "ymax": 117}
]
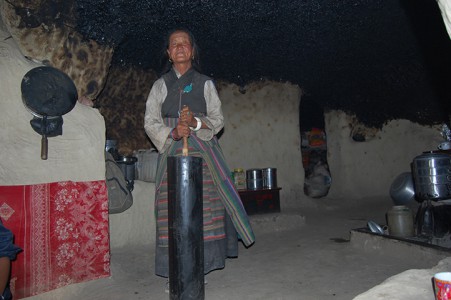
[{"xmin": 0, "ymin": 220, "xmax": 21, "ymax": 260}]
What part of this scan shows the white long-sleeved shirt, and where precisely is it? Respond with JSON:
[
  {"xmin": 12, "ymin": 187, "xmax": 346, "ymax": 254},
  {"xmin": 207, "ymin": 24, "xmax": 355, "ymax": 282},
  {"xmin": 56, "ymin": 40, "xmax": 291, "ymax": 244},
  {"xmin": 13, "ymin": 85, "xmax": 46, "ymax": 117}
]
[{"xmin": 144, "ymin": 75, "xmax": 224, "ymax": 153}]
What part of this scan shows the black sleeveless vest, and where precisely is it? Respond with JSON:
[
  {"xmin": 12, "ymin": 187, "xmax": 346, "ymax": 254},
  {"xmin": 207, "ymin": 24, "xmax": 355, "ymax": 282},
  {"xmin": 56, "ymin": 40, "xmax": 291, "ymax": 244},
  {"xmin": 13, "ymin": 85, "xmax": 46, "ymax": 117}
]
[{"xmin": 161, "ymin": 68, "xmax": 210, "ymax": 118}]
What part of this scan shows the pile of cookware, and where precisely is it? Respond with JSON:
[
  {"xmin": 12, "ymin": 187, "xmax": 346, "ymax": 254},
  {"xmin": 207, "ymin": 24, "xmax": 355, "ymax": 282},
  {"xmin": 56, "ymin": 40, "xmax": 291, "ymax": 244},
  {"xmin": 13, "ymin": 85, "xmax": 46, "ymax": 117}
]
[
  {"xmin": 411, "ymin": 151, "xmax": 451, "ymax": 201},
  {"xmin": 244, "ymin": 167, "xmax": 277, "ymax": 190},
  {"xmin": 387, "ymin": 148, "xmax": 451, "ymax": 239},
  {"xmin": 411, "ymin": 151, "xmax": 451, "ymax": 237}
]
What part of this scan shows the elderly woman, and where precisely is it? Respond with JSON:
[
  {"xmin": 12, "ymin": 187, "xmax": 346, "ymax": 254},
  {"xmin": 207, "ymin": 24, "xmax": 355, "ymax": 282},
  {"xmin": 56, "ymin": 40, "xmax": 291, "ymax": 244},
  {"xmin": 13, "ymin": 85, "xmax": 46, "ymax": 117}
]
[{"xmin": 144, "ymin": 28, "xmax": 255, "ymax": 280}]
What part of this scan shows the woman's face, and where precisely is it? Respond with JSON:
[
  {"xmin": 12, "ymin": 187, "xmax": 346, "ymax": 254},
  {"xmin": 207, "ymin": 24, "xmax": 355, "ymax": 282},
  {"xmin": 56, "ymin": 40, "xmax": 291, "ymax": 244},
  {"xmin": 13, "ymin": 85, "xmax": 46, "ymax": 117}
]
[{"xmin": 167, "ymin": 31, "xmax": 194, "ymax": 65}]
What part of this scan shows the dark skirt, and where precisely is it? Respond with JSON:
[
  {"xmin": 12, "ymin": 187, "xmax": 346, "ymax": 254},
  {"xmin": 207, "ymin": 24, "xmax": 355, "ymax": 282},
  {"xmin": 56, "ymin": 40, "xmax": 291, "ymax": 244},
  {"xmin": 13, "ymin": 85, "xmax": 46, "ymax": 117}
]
[
  {"xmin": 154, "ymin": 144, "xmax": 238, "ymax": 277},
  {"xmin": 155, "ymin": 212, "xmax": 238, "ymax": 277}
]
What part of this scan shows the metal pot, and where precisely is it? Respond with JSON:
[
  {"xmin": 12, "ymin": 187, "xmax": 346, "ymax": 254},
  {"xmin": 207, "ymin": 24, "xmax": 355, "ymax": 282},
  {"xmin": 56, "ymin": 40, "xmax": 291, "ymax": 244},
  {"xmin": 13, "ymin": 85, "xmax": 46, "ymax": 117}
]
[
  {"xmin": 411, "ymin": 152, "xmax": 451, "ymax": 201},
  {"xmin": 116, "ymin": 156, "xmax": 138, "ymax": 191},
  {"xmin": 246, "ymin": 168, "xmax": 263, "ymax": 190},
  {"xmin": 262, "ymin": 167, "xmax": 277, "ymax": 189},
  {"xmin": 105, "ymin": 139, "xmax": 118, "ymax": 152},
  {"xmin": 389, "ymin": 172, "xmax": 415, "ymax": 205}
]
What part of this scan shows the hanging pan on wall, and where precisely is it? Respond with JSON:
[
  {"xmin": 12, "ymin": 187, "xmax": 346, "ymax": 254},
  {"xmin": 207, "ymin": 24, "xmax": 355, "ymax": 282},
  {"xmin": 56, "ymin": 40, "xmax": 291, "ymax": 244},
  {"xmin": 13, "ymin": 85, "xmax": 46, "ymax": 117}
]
[{"xmin": 21, "ymin": 66, "xmax": 78, "ymax": 160}]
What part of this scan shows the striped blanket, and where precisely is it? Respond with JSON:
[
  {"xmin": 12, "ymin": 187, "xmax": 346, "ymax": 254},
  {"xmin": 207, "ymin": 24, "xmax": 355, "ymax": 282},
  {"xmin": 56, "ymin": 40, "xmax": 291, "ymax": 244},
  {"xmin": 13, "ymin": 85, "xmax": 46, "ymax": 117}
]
[{"xmin": 154, "ymin": 121, "xmax": 255, "ymax": 247}]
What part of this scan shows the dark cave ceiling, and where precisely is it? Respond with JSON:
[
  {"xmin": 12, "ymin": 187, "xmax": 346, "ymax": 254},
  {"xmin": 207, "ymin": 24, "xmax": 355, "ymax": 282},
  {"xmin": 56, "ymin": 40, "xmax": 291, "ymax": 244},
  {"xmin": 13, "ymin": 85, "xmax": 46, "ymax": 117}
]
[{"xmin": 74, "ymin": 0, "xmax": 450, "ymax": 128}]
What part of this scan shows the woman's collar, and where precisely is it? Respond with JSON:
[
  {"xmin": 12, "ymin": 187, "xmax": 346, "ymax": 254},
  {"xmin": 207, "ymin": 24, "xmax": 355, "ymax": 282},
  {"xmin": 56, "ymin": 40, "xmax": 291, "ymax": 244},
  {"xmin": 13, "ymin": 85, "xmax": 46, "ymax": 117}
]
[{"xmin": 172, "ymin": 65, "xmax": 192, "ymax": 78}]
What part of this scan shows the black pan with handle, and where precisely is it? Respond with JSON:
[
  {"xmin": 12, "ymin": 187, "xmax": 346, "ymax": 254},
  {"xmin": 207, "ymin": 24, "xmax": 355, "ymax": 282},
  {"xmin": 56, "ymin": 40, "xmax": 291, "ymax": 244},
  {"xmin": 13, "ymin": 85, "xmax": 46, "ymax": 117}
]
[{"xmin": 21, "ymin": 66, "xmax": 78, "ymax": 160}]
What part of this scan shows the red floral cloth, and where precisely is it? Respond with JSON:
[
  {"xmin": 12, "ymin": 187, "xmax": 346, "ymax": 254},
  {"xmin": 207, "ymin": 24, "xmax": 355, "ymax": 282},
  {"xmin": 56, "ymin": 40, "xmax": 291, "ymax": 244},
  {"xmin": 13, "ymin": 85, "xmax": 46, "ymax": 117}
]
[{"xmin": 0, "ymin": 180, "xmax": 110, "ymax": 299}]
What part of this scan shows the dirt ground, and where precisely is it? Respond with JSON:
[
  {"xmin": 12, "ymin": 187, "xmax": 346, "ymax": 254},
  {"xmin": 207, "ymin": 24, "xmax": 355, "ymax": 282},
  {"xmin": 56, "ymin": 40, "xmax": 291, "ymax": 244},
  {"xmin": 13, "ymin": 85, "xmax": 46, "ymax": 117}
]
[{"xmin": 22, "ymin": 196, "xmax": 447, "ymax": 300}]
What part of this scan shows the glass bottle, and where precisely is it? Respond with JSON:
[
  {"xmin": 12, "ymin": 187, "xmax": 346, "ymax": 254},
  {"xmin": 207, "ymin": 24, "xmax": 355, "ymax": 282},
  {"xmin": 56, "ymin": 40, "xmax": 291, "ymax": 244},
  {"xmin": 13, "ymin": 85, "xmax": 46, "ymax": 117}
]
[{"xmin": 233, "ymin": 168, "xmax": 246, "ymax": 190}]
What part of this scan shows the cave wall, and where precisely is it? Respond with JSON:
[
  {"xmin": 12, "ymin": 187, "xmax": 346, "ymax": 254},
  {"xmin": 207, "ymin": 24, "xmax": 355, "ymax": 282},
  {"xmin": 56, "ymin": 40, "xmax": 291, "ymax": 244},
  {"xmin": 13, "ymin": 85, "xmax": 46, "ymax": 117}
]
[
  {"xmin": 0, "ymin": 0, "xmax": 113, "ymax": 101},
  {"xmin": 1, "ymin": 1, "xmax": 160, "ymax": 156},
  {"xmin": 0, "ymin": 10, "xmax": 106, "ymax": 185},
  {"xmin": 2, "ymin": 0, "xmax": 450, "ymax": 206},
  {"xmin": 96, "ymin": 65, "xmax": 157, "ymax": 155},
  {"xmin": 217, "ymin": 81, "xmax": 305, "ymax": 208},
  {"xmin": 74, "ymin": 0, "xmax": 451, "ymax": 129},
  {"xmin": 215, "ymin": 82, "xmax": 445, "ymax": 207},
  {"xmin": 325, "ymin": 110, "xmax": 443, "ymax": 202}
]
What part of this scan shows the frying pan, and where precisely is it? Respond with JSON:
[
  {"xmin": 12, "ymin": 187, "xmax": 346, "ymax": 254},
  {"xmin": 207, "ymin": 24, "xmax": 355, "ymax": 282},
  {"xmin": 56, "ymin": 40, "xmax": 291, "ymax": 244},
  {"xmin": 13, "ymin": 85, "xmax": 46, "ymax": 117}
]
[{"xmin": 21, "ymin": 66, "xmax": 78, "ymax": 160}]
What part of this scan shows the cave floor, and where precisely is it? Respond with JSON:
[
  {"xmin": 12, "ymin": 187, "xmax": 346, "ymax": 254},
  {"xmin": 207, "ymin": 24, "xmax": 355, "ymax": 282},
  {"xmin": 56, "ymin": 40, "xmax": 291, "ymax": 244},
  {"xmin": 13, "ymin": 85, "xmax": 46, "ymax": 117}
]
[{"xmin": 22, "ymin": 197, "xmax": 448, "ymax": 300}]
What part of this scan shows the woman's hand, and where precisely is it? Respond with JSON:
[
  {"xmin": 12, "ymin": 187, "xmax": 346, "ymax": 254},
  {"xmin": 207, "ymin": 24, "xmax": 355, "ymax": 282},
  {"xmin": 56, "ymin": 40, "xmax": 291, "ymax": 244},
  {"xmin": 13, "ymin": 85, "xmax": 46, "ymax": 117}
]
[
  {"xmin": 180, "ymin": 105, "xmax": 196, "ymax": 128},
  {"xmin": 174, "ymin": 122, "xmax": 190, "ymax": 139},
  {"xmin": 173, "ymin": 106, "xmax": 191, "ymax": 139}
]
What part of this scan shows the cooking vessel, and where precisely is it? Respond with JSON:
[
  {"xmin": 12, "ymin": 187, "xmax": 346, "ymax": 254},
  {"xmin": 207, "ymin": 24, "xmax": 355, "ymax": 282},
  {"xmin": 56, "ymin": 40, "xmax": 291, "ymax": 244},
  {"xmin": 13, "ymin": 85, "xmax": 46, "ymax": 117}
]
[
  {"xmin": 116, "ymin": 156, "xmax": 138, "ymax": 191},
  {"xmin": 246, "ymin": 168, "xmax": 263, "ymax": 190},
  {"xmin": 21, "ymin": 66, "xmax": 78, "ymax": 160},
  {"xmin": 262, "ymin": 167, "xmax": 277, "ymax": 189},
  {"xmin": 389, "ymin": 172, "xmax": 416, "ymax": 205},
  {"xmin": 411, "ymin": 152, "xmax": 451, "ymax": 201}
]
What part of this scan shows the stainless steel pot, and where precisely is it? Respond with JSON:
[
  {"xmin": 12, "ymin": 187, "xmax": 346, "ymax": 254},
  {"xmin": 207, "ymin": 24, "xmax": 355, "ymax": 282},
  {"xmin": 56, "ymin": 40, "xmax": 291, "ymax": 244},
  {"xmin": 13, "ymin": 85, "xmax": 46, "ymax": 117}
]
[
  {"xmin": 411, "ymin": 152, "xmax": 451, "ymax": 200},
  {"xmin": 262, "ymin": 167, "xmax": 277, "ymax": 189},
  {"xmin": 246, "ymin": 169, "xmax": 263, "ymax": 190},
  {"xmin": 389, "ymin": 172, "xmax": 415, "ymax": 205}
]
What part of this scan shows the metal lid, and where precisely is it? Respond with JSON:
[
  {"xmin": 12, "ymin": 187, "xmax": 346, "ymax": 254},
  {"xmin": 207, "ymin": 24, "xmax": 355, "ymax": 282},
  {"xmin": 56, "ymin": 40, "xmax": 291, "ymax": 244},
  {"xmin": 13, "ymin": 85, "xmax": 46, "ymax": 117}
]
[
  {"xmin": 116, "ymin": 156, "xmax": 137, "ymax": 164},
  {"xmin": 416, "ymin": 151, "xmax": 450, "ymax": 159}
]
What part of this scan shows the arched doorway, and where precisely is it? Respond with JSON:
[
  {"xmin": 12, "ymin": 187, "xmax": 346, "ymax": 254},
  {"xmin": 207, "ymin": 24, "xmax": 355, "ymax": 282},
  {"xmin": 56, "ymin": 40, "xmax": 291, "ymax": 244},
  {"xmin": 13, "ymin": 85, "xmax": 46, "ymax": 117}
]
[{"xmin": 299, "ymin": 93, "xmax": 331, "ymax": 198}]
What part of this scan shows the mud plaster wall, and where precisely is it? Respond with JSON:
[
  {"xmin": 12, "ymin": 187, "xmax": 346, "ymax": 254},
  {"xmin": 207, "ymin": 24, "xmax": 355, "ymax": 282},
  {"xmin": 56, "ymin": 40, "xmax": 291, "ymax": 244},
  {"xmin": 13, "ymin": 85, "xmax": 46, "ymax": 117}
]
[
  {"xmin": 0, "ymin": 17, "xmax": 106, "ymax": 185},
  {"xmin": 325, "ymin": 110, "xmax": 443, "ymax": 202},
  {"xmin": 217, "ymin": 81, "xmax": 305, "ymax": 209}
]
